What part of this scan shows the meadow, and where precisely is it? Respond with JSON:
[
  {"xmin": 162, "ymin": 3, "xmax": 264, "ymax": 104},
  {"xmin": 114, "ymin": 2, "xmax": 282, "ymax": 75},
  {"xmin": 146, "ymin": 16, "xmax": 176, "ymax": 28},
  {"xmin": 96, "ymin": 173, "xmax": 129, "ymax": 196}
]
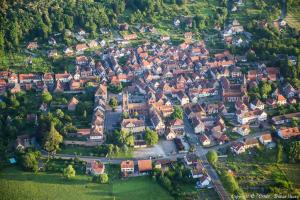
[
  {"xmin": 286, "ymin": 6, "xmax": 300, "ymax": 32},
  {"xmin": 0, "ymin": 167, "xmax": 173, "ymax": 200}
]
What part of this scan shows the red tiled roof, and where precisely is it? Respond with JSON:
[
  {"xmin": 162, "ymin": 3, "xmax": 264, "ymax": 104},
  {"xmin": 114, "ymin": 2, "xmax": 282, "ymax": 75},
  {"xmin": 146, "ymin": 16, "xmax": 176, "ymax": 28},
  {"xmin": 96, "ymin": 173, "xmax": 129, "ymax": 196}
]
[{"xmin": 138, "ymin": 160, "xmax": 152, "ymax": 172}]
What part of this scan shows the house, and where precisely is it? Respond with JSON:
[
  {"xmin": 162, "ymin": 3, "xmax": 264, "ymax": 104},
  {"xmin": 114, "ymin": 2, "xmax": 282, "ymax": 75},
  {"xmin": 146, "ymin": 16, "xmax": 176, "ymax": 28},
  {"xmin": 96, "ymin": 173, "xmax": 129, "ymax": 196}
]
[
  {"xmin": 75, "ymin": 129, "xmax": 91, "ymax": 137},
  {"xmin": 55, "ymin": 72, "xmax": 72, "ymax": 83},
  {"xmin": 138, "ymin": 160, "xmax": 152, "ymax": 173},
  {"xmin": 237, "ymin": 109, "xmax": 267, "ymax": 125},
  {"xmin": 150, "ymin": 109, "xmax": 165, "ymax": 135},
  {"xmin": 123, "ymin": 33, "xmax": 137, "ymax": 41},
  {"xmin": 119, "ymin": 23, "xmax": 129, "ymax": 31},
  {"xmin": 272, "ymin": 112, "xmax": 300, "ymax": 125},
  {"xmin": 198, "ymin": 134, "xmax": 211, "ymax": 146},
  {"xmin": 231, "ymin": 142, "xmax": 245, "ymax": 154},
  {"xmin": 184, "ymin": 154, "xmax": 198, "ymax": 166},
  {"xmin": 64, "ymin": 47, "xmax": 74, "ymax": 55},
  {"xmin": 48, "ymin": 37, "xmax": 56, "ymax": 45},
  {"xmin": 43, "ymin": 73, "xmax": 54, "ymax": 85},
  {"xmin": 176, "ymin": 91, "xmax": 190, "ymax": 105},
  {"xmin": 196, "ymin": 175, "xmax": 211, "ymax": 188},
  {"xmin": 160, "ymin": 35, "xmax": 170, "ymax": 41},
  {"xmin": 169, "ymin": 119, "xmax": 184, "ymax": 131},
  {"xmin": 174, "ymin": 19, "xmax": 180, "ymax": 27},
  {"xmin": 120, "ymin": 160, "xmax": 134, "ymax": 173},
  {"xmin": 283, "ymin": 83, "xmax": 296, "ymax": 98},
  {"xmin": 27, "ymin": 42, "xmax": 38, "ymax": 50},
  {"xmin": 154, "ymin": 159, "xmax": 174, "ymax": 172},
  {"xmin": 121, "ymin": 118, "xmax": 145, "ymax": 133},
  {"xmin": 191, "ymin": 117, "xmax": 205, "ymax": 134},
  {"xmin": 88, "ymin": 40, "xmax": 99, "ymax": 48},
  {"xmin": 184, "ymin": 32, "xmax": 193, "ymax": 43},
  {"xmin": 277, "ymin": 127, "xmax": 300, "ymax": 139},
  {"xmin": 234, "ymin": 124, "xmax": 250, "ymax": 136},
  {"xmin": 76, "ymin": 56, "xmax": 88, "ymax": 65},
  {"xmin": 15, "ymin": 135, "xmax": 35, "ymax": 150},
  {"xmin": 75, "ymin": 43, "xmax": 88, "ymax": 53},
  {"xmin": 68, "ymin": 97, "xmax": 79, "ymax": 111},
  {"xmin": 54, "ymin": 80, "xmax": 64, "ymax": 93},
  {"xmin": 19, "ymin": 74, "xmax": 41, "ymax": 84},
  {"xmin": 191, "ymin": 161, "xmax": 205, "ymax": 179},
  {"xmin": 86, "ymin": 161, "xmax": 105, "ymax": 175},
  {"xmin": 250, "ymin": 99, "xmax": 264, "ymax": 110},
  {"xmin": 70, "ymin": 80, "xmax": 81, "ymax": 91},
  {"xmin": 244, "ymin": 138, "xmax": 260, "ymax": 149},
  {"xmin": 8, "ymin": 73, "xmax": 18, "ymax": 84},
  {"xmin": 259, "ymin": 133, "xmax": 273, "ymax": 145},
  {"xmin": 277, "ymin": 95, "xmax": 287, "ymax": 106},
  {"xmin": 165, "ymin": 128, "xmax": 177, "ymax": 140},
  {"xmin": 10, "ymin": 83, "xmax": 21, "ymax": 93}
]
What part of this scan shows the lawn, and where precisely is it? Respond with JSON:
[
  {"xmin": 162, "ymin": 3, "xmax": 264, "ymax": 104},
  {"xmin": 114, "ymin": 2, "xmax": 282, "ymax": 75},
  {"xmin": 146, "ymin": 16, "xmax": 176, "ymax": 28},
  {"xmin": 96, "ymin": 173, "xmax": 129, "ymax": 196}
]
[
  {"xmin": 286, "ymin": 6, "xmax": 300, "ymax": 32},
  {"xmin": 59, "ymin": 146, "xmax": 97, "ymax": 156},
  {"xmin": 0, "ymin": 167, "xmax": 173, "ymax": 200}
]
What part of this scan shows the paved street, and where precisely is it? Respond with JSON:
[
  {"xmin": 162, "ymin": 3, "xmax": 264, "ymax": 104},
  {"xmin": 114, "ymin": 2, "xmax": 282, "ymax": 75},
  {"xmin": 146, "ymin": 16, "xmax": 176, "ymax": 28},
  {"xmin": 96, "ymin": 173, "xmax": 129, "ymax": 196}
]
[
  {"xmin": 42, "ymin": 153, "xmax": 185, "ymax": 165},
  {"xmin": 184, "ymin": 116, "xmax": 208, "ymax": 156}
]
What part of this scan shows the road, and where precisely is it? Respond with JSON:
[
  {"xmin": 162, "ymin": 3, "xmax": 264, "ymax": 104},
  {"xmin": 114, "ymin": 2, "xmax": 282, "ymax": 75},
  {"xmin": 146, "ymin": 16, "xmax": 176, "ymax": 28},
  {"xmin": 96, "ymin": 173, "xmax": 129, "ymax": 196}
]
[
  {"xmin": 183, "ymin": 117, "xmax": 231, "ymax": 200},
  {"xmin": 183, "ymin": 116, "xmax": 271, "ymax": 200},
  {"xmin": 42, "ymin": 152, "xmax": 185, "ymax": 165},
  {"xmin": 184, "ymin": 116, "xmax": 207, "ymax": 156},
  {"xmin": 44, "ymin": 117, "xmax": 270, "ymax": 200}
]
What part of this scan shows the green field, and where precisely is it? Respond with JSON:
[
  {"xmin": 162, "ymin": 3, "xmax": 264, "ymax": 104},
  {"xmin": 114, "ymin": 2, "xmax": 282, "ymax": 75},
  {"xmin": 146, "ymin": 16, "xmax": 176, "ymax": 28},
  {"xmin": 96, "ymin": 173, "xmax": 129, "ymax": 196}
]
[
  {"xmin": 286, "ymin": 6, "xmax": 300, "ymax": 32},
  {"xmin": 0, "ymin": 167, "xmax": 173, "ymax": 200}
]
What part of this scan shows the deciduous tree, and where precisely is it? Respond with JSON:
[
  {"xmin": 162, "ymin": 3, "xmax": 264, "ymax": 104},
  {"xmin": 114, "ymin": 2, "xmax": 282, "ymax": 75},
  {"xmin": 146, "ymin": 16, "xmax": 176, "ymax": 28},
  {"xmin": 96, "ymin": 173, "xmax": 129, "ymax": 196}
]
[{"xmin": 63, "ymin": 165, "xmax": 76, "ymax": 179}]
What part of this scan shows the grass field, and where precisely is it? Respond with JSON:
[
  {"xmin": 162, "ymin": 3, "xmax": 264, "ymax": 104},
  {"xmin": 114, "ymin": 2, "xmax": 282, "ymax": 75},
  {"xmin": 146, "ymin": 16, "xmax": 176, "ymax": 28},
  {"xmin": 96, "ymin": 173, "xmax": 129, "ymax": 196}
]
[
  {"xmin": 286, "ymin": 6, "xmax": 300, "ymax": 32},
  {"xmin": 0, "ymin": 167, "xmax": 173, "ymax": 200}
]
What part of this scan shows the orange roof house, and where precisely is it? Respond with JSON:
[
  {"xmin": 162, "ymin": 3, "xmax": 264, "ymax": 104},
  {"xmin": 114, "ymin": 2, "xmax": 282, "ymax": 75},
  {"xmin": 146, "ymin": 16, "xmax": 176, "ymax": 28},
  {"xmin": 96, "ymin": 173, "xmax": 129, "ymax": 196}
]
[
  {"xmin": 277, "ymin": 127, "xmax": 300, "ymax": 139},
  {"xmin": 86, "ymin": 161, "xmax": 105, "ymax": 175},
  {"xmin": 75, "ymin": 43, "xmax": 88, "ymax": 52},
  {"xmin": 120, "ymin": 160, "xmax": 135, "ymax": 173},
  {"xmin": 277, "ymin": 95, "xmax": 287, "ymax": 105},
  {"xmin": 138, "ymin": 160, "xmax": 152, "ymax": 173}
]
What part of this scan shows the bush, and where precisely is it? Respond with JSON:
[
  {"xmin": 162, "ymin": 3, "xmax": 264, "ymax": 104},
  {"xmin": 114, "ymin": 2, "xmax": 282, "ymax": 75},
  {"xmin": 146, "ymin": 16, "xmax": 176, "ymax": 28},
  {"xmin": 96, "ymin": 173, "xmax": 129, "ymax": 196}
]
[{"xmin": 99, "ymin": 173, "xmax": 109, "ymax": 184}]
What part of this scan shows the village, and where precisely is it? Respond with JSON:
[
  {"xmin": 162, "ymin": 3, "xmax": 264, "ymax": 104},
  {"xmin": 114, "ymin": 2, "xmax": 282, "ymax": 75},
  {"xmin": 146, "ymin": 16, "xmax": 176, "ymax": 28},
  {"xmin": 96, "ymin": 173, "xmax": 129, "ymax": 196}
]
[{"xmin": 0, "ymin": 12, "xmax": 299, "ymax": 199}]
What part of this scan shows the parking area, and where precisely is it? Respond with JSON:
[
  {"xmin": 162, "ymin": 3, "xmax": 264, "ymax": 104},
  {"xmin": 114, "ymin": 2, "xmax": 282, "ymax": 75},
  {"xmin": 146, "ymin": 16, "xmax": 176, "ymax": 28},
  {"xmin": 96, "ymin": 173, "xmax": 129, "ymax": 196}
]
[
  {"xmin": 133, "ymin": 140, "xmax": 177, "ymax": 158},
  {"xmin": 104, "ymin": 106, "xmax": 122, "ymax": 132}
]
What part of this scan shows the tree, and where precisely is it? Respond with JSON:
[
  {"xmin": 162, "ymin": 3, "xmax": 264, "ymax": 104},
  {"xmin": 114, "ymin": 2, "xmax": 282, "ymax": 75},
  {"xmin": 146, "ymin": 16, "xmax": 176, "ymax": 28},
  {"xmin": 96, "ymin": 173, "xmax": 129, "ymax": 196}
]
[
  {"xmin": 22, "ymin": 151, "xmax": 40, "ymax": 172},
  {"xmin": 259, "ymin": 81, "xmax": 272, "ymax": 99},
  {"xmin": 145, "ymin": 128, "xmax": 159, "ymax": 146},
  {"xmin": 107, "ymin": 144, "xmax": 114, "ymax": 155},
  {"xmin": 109, "ymin": 97, "xmax": 118, "ymax": 111},
  {"xmin": 122, "ymin": 112, "xmax": 129, "ymax": 119},
  {"xmin": 171, "ymin": 106, "xmax": 183, "ymax": 120},
  {"xmin": 41, "ymin": 91, "xmax": 52, "ymax": 103},
  {"xmin": 223, "ymin": 171, "xmax": 239, "ymax": 194},
  {"xmin": 63, "ymin": 165, "xmax": 76, "ymax": 179},
  {"xmin": 291, "ymin": 117, "xmax": 298, "ymax": 127},
  {"xmin": 55, "ymin": 109, "xmax": 64, "ymax": 119},
  {"xmin": 99, "ymin": 173, "xmax": 109, "ymax": 183},
  {"xmin": 43, "ymin": 123, "xmax": 63, "ymax": 155},
  {"xmin": 133, "ymin": 111, "xmax": 139, "ymax": 118},
  {"xmin": 288, "ymin": 141, "xmax": 300, "ymax": 163},
  {"xmin": 189, "ymin": 144, "xmax": 196, "ymax": 152},
  {"xmin": 207, "ymin": 150, "xmax": 218, "ymax": 166}
]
